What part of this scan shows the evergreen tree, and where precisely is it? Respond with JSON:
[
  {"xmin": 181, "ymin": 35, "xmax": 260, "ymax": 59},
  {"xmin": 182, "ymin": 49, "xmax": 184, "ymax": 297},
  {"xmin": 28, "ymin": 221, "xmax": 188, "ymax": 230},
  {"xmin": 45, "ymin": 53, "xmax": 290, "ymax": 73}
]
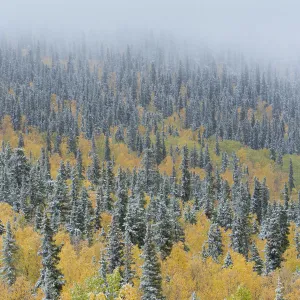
[
  {"xmin": 114, "ymin": 169, "xmax": 128, "ymax": 230},
  {"xmin": 18, "ymin": 133, "xmax": 24, "ymax": 148},
  {"xmin": 191, "ymin": 291, "xmax": 200, "ymax": 300},
  {"xmin": 184, "ymin": 205, "xmax": 197, "ymax": 224},
  {"xmin": 125, "ymin": 191, "xmax": 146, "ymax": 247},
  {"xmin": 215, "ymin": 135, "xmax": 220, "ymax": 156},
  {"xmin": 123, "ymin": 226, "xmax": 135, "ymax": 284},
  {"xmin": 94, "ymin": 186, "xmax": 103, "ymax": 231},
  {"xmin": 294, "ymin": 230, "xmax": 300, "ymax": 259},
  {"xmin": 180, "ymin": 146, "xmax": 190, "ymax": 202},
  {"xmin": 107, "ymin": 214, "xmax": 123, "ymax": 273},
  {"xmin": 231, "ymin": 214, "xmax": 251, "ymax": 259},
  {"xmin": 274, "ymin": 277, "xmax": 285, "ymax": 300},
  {"xmin": 90, "ymin": 152, "xmax": 100, "ymax": 186},
  {"xmin": 265, "ymin": 211, "xmax": 283, "ymax": 274},
  {"xmin": 207, "ymin": 223, "xmax": 223, "ymax": 262},
  {"xmin": 140, "ymin": 224, "xmax": 164, "ymax": 300},
  {"xmin": 154, "ymin": 194, "xmax": 174, "ymax": 259},
  {"xmin": 251, "ymin": 177, "xmax": 263, "ymax": 224},
  {"xmin": 105, "ymin": 134, "xmax": 111, "ymax": 162},
  {"xmin": 0, "ymin": 222, "xmax": 18, "ymax": 286},
  {"xmin": 76, "ymin": 149, "xmax": 84, "ymax": 179},
  {"xmin": 249, "ymin": 242, "xmax": 264, "ymax": 275},
  {"xmin": 0, "ymin": 219, "xmax": 5, "ymax": 235},
  {"xmin": 288, "ymin": 159, "xmax": 295, "ymax": 192},
  {"xmin": 223, "ymin": 251, "xmax": 233, "ymax": 268},
  {"xmin": 169, "ymin": 197, "xmax": 185, "ymax": 243},
  {"xmin": 36, "ymin": 214, "xmax": 65, "ymax": 300}
]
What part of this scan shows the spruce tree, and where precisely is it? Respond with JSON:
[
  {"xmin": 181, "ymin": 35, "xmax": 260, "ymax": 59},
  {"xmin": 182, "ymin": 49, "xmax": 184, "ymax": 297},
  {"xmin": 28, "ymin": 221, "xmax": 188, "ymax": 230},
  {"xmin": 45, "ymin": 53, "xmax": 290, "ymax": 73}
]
[
  {"xmin": 215, "ymin": 135, "xmax": 220, "ymax": 156},
  {"xmin": 140, "ymin": 224, "xmax": 164, "ymax": 300},
  {"xmin": 36, "ymin": 214, "xmax": 65, "ymax": 300},
  {"xmin": 0, "ymin": 222, "xmax": 18, "ymax": 286},
  {"xmin": 105, "ymin": 134, "xmax": 111, "ymax": 162},
  {"xmin": 288, "ymin": 159, "xmax": 295, "ymax": 192},
  {"xmin": 231, "ymin": 214, "xmax": 251, "ymax": 259},
  {"xmin": 154, "ymin": 194, "xmax": 174, "ymax": 259},
  {"xmin": 191, "ymin": 291, "xmax": 200, "ymax": 300},
  {"xmin": 94, "ymin": 186, "xmax": 103, "ymax": 231},
  {"xmin": 207, "ymin": 223, "xmax": 223, "ymax": 262},
  {"xmin": 294, "ymin": 230, "xmax": 300, "ymax": 259},
  {"xmin": 223, "ymin": 251, "xmax": 233, "ymax": 268},
  {"xmin": 265, "ymin": 211, "xmax": 283, "ymax": 274},
  {"xmin": 249, "ymin": 242, "xmax": 264, "ymax": 275},
  {"xmin": 0, "ymin": 219, "xmax": 4, "ymax": 235},
  {"xmin": 90, "ymin": 152, "xmax": 100, "ymax": 186},
  {"xmin": 123, "ymin": 226, "xmax": 135, "ymax": 284},
  {"xmin": 76, "ymin": 149, "xmax": 84, "ymax": 179},
  {"xmin": 275, "ymin": 277, "xmax": 285, "ymax": 300},
  {"xmin": 18, "ymin": 133, "xmax": 24, "ymax": 148},
  {"xmin": 180, "ymin": 146, "xmax": 190, "ymax": 202},
  {"xmin": 107, "ymin": 214, "xmax": 123, "ymax": 273}
]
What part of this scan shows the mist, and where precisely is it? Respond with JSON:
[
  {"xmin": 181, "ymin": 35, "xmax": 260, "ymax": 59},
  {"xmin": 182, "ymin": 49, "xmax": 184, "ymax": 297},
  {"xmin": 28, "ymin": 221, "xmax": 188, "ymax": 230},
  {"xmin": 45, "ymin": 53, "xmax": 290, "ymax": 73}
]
[{"xmin": 1, "ymin": 0, "xmax": 300, "ymax": 59}]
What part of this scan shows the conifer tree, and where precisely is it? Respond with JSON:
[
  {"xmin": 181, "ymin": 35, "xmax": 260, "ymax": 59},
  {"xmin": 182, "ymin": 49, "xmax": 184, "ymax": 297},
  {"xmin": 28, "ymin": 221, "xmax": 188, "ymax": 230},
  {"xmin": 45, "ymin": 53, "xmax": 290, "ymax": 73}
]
[
  {"xmin": 295, "ymin": 230, "xmax": 300, "ymax": 259},
  {"xmin": 18, "ymin": 133, "xmax": 24, "ymax": 148},
  {"xmin": 123, "ymin": 226, "xmax": 135, "ymax": 285},
  {"xmin": 288, "ymin": 159, "xmax": 295, "ymax": 192},
  {"xmin": 114, "ymin": 169, "xmax": 128, "ymax": 230},
  {"xmin": 107, "ymin": 214, "xmax": 123, "ymax": 273},
  {"xmin": 207, "ymin": 223, "xmax": 223, "ymax": 262},
  {"xmin": 0, "ymin": 222, "xmax": 18, "ymax": 286},
  {"xmin": 249, "ymin": 242, "xmax": 264, "ymax": 275},
  {"xmin": 90, "ymin": 152, "xmax": 100, "ymax": 186},
  {"xmin": 184, "ymin": 205, "xmax": 197, "ymax": 224},
  {"xmin": 275, "ymin": 277, "xmax": 285, "ymax": 300},
  {"xmin": 125, "ymin": 192, "xmax": 146, "ymax": 247},
  {"xmin": 231, "ymin": 214, "xmax": 251, "ymax": 259},
  {"xmin": 154, "ymin": 194, "xmax": 174, "ymax": 259},
  {"xmin": 223, "ymin": 251, "xmax": 233, "ymax": 268},
  {"xmin": 215, "ymin": 135, "xmax": 220, "ymax": 156},
  {"xmin": 105, "ymin": 134, "xmax": 111, "ymax": 162},
  {"xmin": 191, "ymin": 291, "xmax": 200, "ymax": 300},
  {"xmin": 169, "ymin": 197, "xmax": 185, "ymax": 243},
  {"xmin": 140, "ymin": 224, "xmax": 164, "ymax": 300},
  {"xmin": 94, "ymin": 186, "xmax": 103, "ymax": 231},
  {"xmin": 180, "ymin": 146, "xmax": 190, "ymax": 202},
  {"xmin": 76, "ymin": 149, "xmax": 84, "ymax": 179},
  {"xmin": 36, "ymin": 214, "xmax": 65, "ymax": 300},
  {"xmin": 265, "ymin": 211, "xmax": 283, "ymax": 274},
  {"xmin": 0, "ymin": 219, "xmax": 4, "ymax": 235}
]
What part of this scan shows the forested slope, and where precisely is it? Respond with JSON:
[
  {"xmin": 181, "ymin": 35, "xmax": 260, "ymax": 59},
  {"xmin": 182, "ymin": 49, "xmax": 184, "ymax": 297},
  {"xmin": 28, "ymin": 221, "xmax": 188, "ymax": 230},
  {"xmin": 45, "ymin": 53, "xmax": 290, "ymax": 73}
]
[{"xmin": 0, "ymin": 37, "xmax": 300, "ymax": 299}]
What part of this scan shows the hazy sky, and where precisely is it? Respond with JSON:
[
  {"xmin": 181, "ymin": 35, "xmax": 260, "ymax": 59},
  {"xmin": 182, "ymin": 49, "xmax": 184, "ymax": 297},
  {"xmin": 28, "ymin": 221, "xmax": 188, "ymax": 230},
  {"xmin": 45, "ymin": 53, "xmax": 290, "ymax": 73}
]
[{"xmin": 0, "ymin": 0, "xmax": 299, "ymax": 57}]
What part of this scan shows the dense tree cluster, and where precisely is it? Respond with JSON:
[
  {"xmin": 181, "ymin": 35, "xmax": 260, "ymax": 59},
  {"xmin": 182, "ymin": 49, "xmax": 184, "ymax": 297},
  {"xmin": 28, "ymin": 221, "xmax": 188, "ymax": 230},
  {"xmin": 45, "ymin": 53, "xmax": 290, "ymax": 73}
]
[{"xmin": 0, "ymin": 36, "xmax": 300, "ymax": 299}]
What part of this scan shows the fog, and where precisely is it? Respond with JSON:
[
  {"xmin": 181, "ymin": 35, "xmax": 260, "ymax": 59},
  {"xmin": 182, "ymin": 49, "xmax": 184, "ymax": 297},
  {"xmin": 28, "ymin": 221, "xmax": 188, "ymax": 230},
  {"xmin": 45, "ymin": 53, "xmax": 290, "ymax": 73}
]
[{"xmin": 1, "ymin": 0, "xmax": 299, "ymax": 58}]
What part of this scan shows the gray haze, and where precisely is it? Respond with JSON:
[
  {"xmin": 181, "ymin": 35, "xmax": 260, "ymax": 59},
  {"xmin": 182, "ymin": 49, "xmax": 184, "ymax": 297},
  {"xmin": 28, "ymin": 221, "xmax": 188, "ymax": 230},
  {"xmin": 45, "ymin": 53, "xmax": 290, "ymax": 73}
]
[{"xmin": 1, "ymin": 0, "xmax": 300, "ymax": 58}]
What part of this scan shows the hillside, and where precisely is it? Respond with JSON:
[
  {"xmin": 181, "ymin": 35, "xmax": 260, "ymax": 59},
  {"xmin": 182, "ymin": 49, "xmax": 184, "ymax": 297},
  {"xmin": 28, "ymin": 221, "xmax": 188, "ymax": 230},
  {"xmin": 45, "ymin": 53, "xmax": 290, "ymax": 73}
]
[{"xmin": 0, "ymin": 38, "xmax": 300, "ymax": 299}]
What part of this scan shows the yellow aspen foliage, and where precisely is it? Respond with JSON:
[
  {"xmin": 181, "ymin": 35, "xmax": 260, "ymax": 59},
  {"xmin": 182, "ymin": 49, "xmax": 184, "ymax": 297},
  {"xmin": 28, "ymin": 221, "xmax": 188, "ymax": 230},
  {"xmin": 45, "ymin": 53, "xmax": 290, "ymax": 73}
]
[
  {"xmin": 51, "ymin": 94, "xmax": 58, "ymax": 112},
  {"xmin": 101, "ymin": 212, "xmax": 112, "ymax": 232},
  {"xmin": 112, "ymin": 144, "xmax": 141, "ymax": 170},
  {"xmin": 0, "ymin": 203, "xmax": 15, "ymax": 224},
  {"xmin": 118, "ymin": 284, "xmax": 140, "ymax": 300},
  {"xmin": 0, "ymin": 276, "xmax": 35, "ymax": 300},
  {"xmin": 0, "ymin": 116, "xmax": 18, "ymax": 146},
  {"xmin": 221, "ymin": 169, "xmax": 234, "ymax": 185},
  {"xmin": 159, "ymin": 155, "xmax": 173, "ymax": 176},
  {"xmin": 15, "ymin": 227, "xmax": 41, "ymax": 283},
  {"xmin": 131, "ymin": 245, "xmax": 143, "ymax": 287},
  {"xmin": 91, "ymin": 292, "xmax": 107, "ymax": 300}
]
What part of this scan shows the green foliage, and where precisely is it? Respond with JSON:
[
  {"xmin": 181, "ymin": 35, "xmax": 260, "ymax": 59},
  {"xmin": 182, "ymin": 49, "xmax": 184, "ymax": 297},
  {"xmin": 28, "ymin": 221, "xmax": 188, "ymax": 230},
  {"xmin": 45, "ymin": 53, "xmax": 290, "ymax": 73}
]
[
  {"xmin": 71, "ymin": 268, "xmax": 121, "ymax": 300},
  {"xmin": 229, "ymin": 285, "xmax": 252, "ymax": 300}
]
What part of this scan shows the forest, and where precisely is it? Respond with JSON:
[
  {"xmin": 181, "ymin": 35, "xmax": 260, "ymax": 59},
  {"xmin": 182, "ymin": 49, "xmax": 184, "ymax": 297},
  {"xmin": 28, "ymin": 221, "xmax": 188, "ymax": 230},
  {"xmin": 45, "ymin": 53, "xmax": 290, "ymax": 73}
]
[{"xmin": 0, "ymin": 34, "xmax": 300, "ymax": 299}]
